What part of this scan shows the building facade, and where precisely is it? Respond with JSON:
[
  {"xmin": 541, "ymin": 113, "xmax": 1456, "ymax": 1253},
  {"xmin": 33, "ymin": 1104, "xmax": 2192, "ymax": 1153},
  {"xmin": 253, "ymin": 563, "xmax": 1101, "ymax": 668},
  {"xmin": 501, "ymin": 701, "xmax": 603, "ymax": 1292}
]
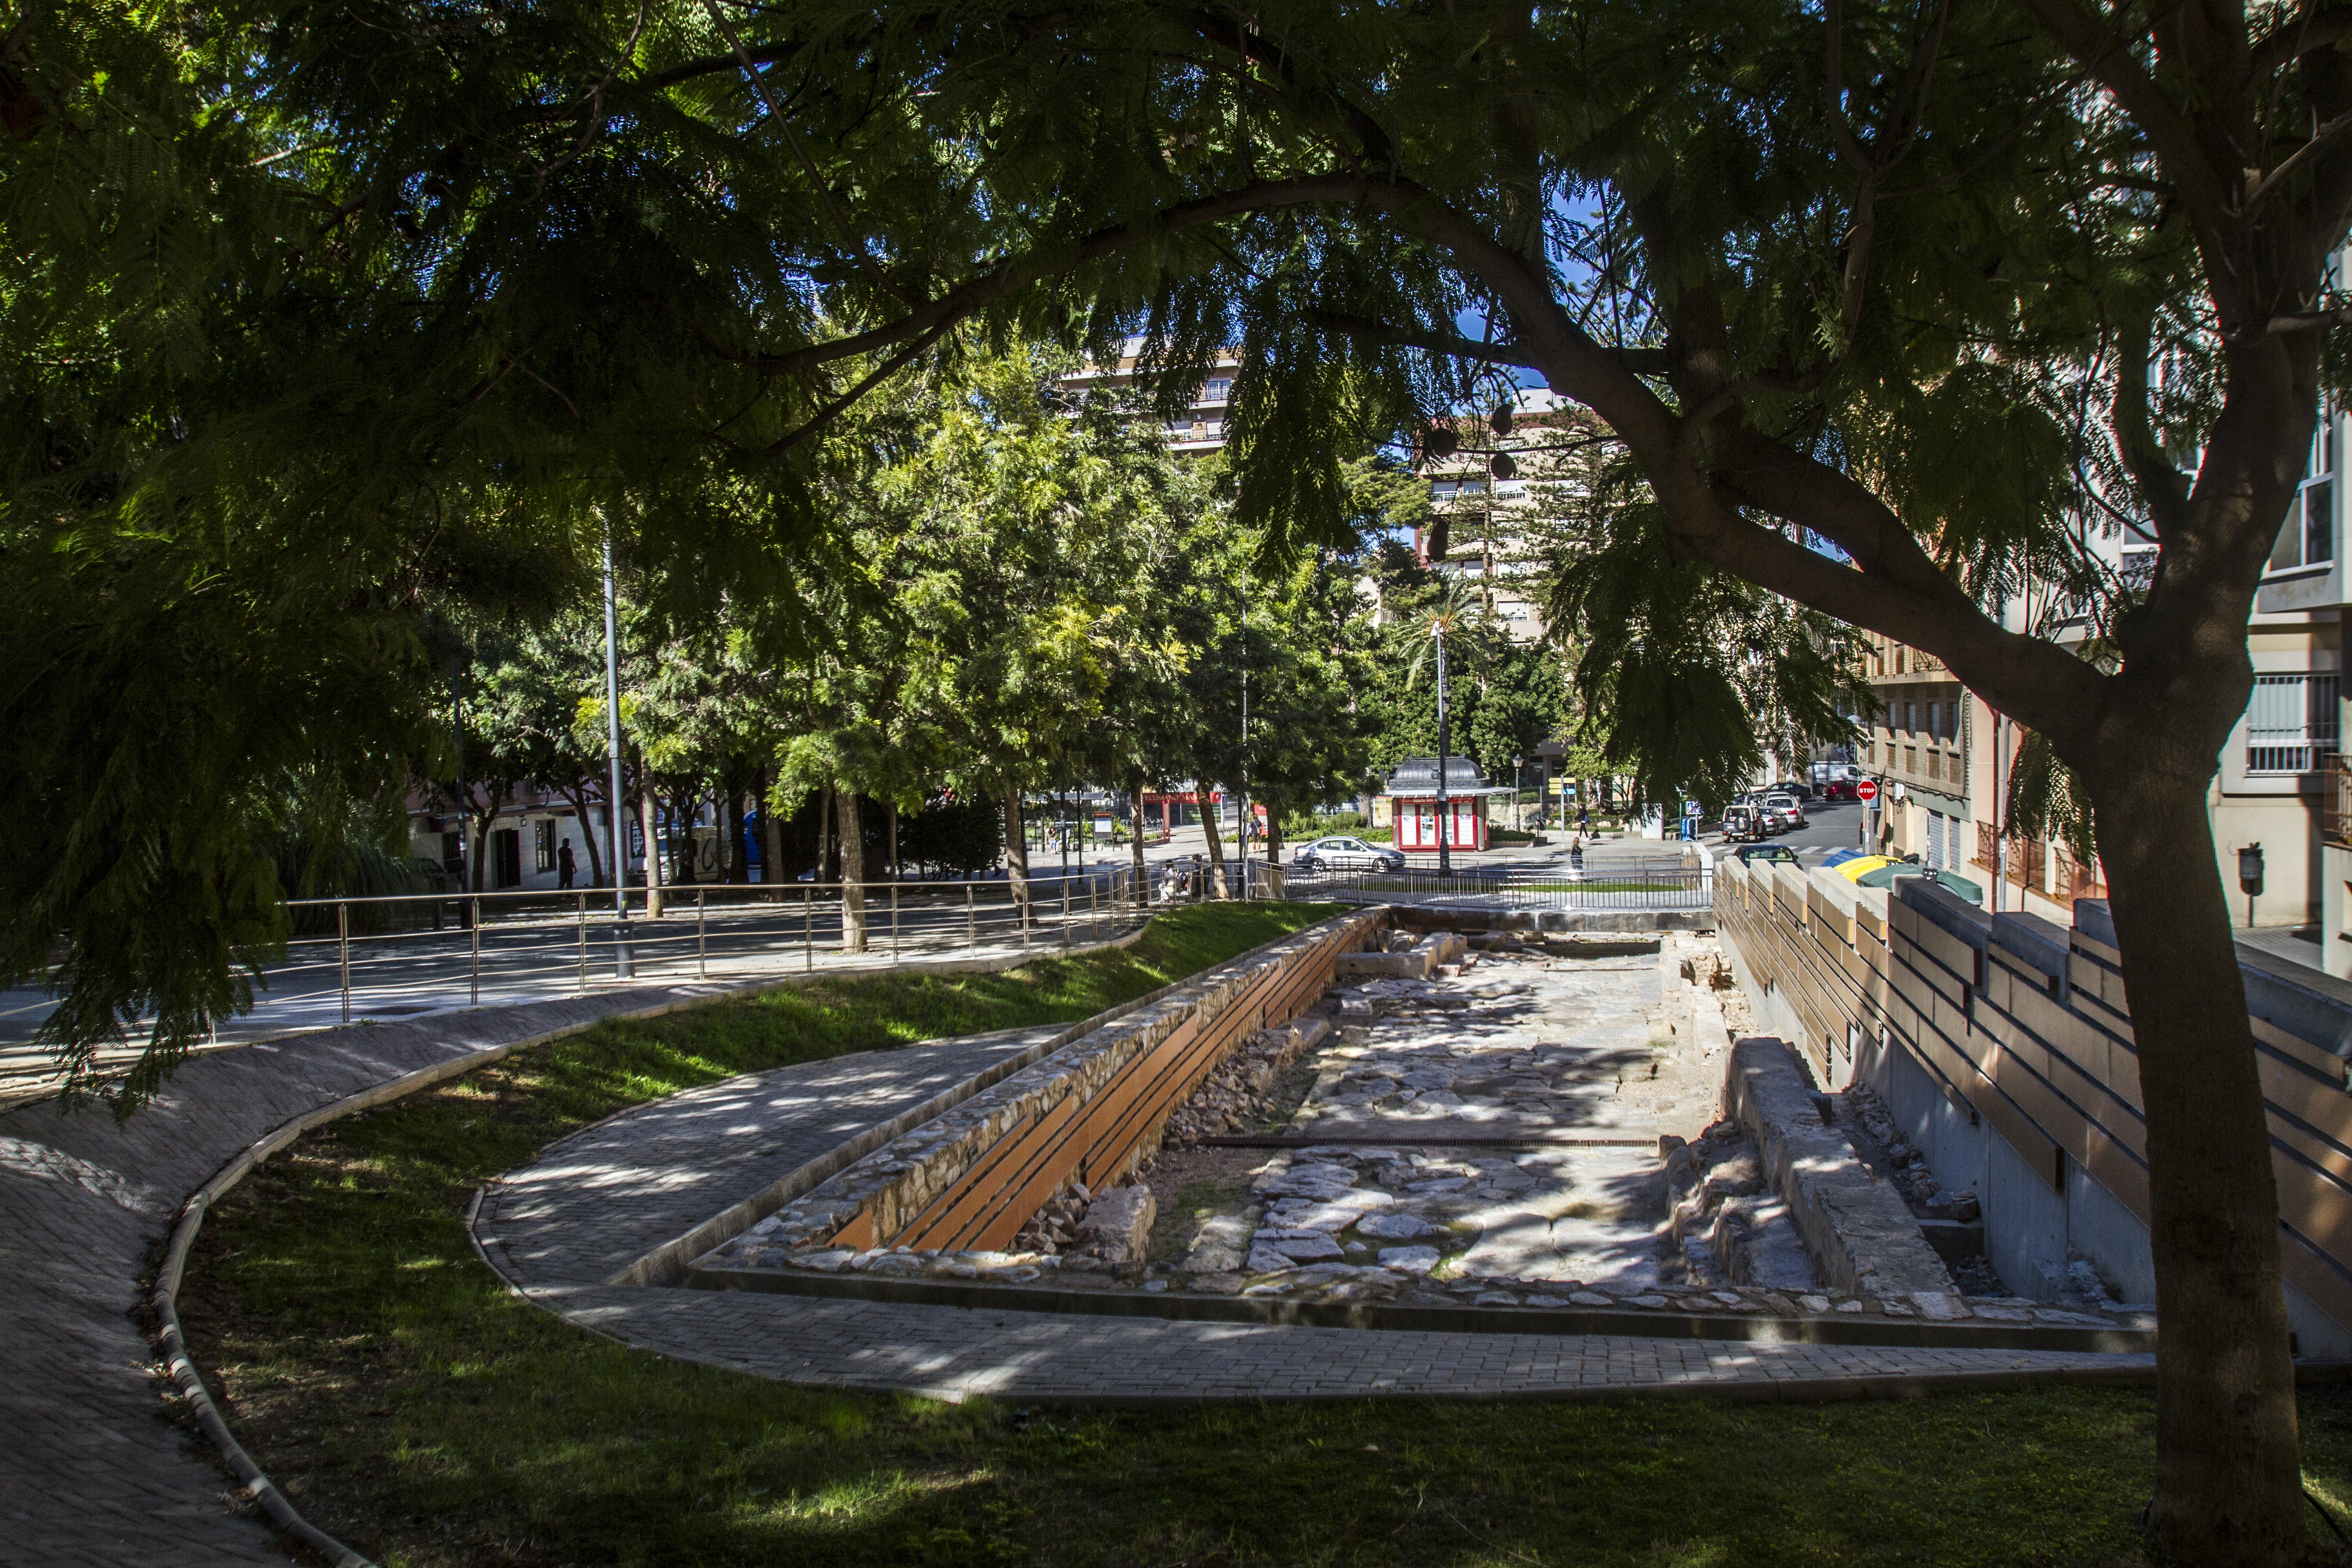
[{"xmin": 1054, "ymin": 339, "xmax": 1243, "ymax": 454}]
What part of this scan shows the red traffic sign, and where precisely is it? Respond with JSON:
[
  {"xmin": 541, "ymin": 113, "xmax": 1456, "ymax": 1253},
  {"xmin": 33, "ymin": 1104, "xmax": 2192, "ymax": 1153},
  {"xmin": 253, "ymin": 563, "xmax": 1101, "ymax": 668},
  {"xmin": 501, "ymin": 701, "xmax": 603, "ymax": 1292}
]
[{"xmin": 1856, "ymin": 779, "xmax": 1880, "ymax": 802}]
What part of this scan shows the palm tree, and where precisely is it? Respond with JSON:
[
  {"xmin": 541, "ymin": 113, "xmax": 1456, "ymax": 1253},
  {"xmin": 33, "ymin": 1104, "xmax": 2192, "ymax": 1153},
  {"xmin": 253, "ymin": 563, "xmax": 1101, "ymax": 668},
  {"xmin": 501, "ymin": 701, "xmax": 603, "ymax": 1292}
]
[{"xmin": 1400, "ymin": 577, "xmax": 1503, "ymax": 874}]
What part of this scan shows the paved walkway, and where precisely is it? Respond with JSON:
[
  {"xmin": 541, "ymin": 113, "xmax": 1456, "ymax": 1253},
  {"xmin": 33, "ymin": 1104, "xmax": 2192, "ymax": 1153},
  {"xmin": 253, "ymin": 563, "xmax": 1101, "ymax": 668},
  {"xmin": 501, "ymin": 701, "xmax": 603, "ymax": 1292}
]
[
  {"xmin": 0, "ymin": 966, "xmax": 1006, "ymax": 1568},
  {"xmin": 481, "ymin": 1030, "xmax": 2154, "ymax": 1405}
]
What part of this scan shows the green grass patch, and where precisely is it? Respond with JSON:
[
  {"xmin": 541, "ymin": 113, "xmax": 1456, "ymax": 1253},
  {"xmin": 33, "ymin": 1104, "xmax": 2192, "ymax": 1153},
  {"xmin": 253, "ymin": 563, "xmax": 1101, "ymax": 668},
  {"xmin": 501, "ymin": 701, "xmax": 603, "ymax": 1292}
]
[{"xmin": 181, "ymin": 899, "xmax": 2352, "ymax": 1567}]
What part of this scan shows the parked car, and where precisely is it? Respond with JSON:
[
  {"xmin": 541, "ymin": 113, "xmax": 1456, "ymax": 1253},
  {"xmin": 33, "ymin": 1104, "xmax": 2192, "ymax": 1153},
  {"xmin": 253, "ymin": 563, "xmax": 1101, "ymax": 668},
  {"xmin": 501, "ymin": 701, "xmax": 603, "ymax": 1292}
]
[
  {"xmin": 1292, "ymin": 836, "xmax": 1406, "ymax": 874},
  {"xmin": 1761, "ymin": 790, "xmax": 1806, "ymax": 829},
  {"xmin": 1720, "ymin": 804, "xmax": 1766, "ymax": 843},
  {"xmin": 1819, "ymin": 777, "xmax": 1858, "ymax": 801},
  {"xmin": 1777, "ymin": 779, "xmax": 1814, "ymax": 800},
  {"xmin": 1732, "ymin": 843, "xmax": 1800, "ymax": 867}
]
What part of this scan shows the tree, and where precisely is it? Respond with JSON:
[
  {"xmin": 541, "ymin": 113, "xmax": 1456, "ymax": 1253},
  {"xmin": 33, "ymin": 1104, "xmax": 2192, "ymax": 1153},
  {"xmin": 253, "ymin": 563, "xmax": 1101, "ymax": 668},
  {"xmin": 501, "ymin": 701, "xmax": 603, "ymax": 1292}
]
[{"xmin": 15, "ymin": 1, "xmax": 2346, "ymax": 1547}]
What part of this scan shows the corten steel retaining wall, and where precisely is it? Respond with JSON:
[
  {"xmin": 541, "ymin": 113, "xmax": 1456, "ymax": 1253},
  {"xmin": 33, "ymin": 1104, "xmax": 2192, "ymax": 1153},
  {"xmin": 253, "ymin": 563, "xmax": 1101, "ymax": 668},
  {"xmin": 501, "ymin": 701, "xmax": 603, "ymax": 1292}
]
[
  {"xmin": 701, "ymin": 909, "xmax": 1386, "ymax": 1266},
  {"xmin": 1713, "ymin": 859, "xmax": 2352, "ymax": 1356}
]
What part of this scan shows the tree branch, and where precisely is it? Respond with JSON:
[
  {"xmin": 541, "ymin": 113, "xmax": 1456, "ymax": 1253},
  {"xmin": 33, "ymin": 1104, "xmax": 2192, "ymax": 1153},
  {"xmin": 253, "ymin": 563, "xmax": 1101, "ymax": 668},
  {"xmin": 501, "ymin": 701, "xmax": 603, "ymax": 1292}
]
[
  {"xmin": 752, "ymin": 174, "xmax": 1373, "ymax": 380},
  {"xmin": 2017, "ymin": 0, "xmax": 2236, "ymax": 276},
  {"xmin": 2252, "ymin": 1, "xmax": 2352, "ymax": 75}
]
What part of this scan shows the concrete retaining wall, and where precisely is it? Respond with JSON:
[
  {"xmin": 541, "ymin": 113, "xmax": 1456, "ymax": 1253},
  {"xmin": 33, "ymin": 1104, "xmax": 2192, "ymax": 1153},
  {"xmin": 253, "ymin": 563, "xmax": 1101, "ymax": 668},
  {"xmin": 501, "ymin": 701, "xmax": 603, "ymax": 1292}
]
[{"xmin": 1715, "ymin": 861, "xmax": 2352, "ymax": 1356}]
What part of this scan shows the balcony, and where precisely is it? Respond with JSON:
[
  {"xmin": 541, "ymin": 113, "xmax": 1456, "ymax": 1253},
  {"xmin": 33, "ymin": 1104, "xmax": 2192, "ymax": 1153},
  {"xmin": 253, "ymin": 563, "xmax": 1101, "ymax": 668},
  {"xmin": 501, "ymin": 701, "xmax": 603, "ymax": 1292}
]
[{"xmin": 2328, "ymin": 757, "xmax": 2352, "ymax": 848}]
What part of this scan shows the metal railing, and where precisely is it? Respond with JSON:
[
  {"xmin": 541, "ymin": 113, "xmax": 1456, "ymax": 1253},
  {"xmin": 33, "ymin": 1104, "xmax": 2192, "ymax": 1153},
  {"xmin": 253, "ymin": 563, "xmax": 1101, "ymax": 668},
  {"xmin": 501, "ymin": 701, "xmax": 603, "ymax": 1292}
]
[
  {"xmin": 1270, "ymin": 861, "xmax": 1711, "ymax": 911},
  {"xmin": 271, "ymin": 868, "xmax": 1146, "ymax": 1029}
]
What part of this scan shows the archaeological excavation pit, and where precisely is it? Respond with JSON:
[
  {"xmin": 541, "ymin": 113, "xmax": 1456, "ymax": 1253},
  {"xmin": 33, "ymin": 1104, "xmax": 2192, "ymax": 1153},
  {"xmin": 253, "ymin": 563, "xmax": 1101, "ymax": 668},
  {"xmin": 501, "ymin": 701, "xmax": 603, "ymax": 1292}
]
[{"xmin": 668, "ymin": 910, "xmax": 2156, "ymax": 1343}]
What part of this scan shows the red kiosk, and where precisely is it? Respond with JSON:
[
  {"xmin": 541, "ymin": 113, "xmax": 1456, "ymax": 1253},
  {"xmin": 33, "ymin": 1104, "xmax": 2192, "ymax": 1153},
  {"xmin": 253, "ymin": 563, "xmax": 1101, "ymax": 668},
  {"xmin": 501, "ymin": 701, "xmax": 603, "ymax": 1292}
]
[{"xmin": 1384, "ymin": 756, "xmax": 1510, "ymax": 854}]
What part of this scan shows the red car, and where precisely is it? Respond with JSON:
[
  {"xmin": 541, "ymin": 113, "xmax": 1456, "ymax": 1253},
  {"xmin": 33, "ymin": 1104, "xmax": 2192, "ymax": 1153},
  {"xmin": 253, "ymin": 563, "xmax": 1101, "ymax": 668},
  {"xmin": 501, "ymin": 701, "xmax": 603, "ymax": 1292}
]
[{"xmin": 1821, "ymin": 779, "xmax": 1858, "ymax": 801}]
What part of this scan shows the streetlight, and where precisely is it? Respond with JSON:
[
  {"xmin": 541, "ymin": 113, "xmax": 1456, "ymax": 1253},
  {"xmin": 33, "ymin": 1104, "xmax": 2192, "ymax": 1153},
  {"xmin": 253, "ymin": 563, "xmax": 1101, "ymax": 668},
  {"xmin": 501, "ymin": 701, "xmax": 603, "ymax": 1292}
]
[
  {"xmin": 1433, "ymin": 622, "xmax": 1452, "ymax": 875},
  {"xmin": 603, "ymin": 522, "xmax": 632, "ymax": 979},
  {"xmin": 1513, "ymin": 753, "xmax": 1524, "ymax": 833}
]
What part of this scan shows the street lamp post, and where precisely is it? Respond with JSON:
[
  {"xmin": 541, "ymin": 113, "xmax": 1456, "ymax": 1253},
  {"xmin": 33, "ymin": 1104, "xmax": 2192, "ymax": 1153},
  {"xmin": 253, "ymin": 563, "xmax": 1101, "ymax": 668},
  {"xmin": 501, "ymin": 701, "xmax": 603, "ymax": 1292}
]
[
  {"xmin": 1513, "ymin": 753, "xmax": 1524, "ymax": 833},
  {"xmin": 603, "ymin": 524, "xmax": 632, "ymax": 979},
  {"xmin": 1434, "ymin": 624, "xmax": 1452, "ymax": 876}
]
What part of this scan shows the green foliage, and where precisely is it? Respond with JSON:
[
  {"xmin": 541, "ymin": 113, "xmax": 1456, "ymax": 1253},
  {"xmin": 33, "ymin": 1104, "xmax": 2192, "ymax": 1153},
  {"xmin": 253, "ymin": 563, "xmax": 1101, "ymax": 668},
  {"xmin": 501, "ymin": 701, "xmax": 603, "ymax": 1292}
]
[{"xmin": 2006, "ymin": 730, "xmax": 2097, "ymax": 866}]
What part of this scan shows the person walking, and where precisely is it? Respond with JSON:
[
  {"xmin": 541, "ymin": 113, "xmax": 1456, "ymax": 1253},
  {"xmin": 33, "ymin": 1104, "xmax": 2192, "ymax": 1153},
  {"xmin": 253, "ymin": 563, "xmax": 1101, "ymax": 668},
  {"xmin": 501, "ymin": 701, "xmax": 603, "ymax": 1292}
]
[{"xmin": 557, "ymin": 837, "xmax": 576, "ymax": 890}]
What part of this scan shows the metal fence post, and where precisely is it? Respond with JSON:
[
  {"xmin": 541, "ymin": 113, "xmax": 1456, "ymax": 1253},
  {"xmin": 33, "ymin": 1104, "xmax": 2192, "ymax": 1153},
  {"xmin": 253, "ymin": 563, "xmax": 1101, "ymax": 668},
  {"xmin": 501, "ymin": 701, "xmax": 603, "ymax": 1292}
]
[
  {"xmin": 1090, "ymin": 875, "xmax": 1099, "ymax": 938},
  {"xmin": 576, "ymin": 893, "xmax": 588, "ymax": 992},
  {"xmin": 470, "ymin": 896, "xmax": 481, "ymax": 1005},
  {"xmin": 337, "ymin": 901, "xmax": 351, "ymax": 1024},
  {"xmin": 1060, "ymin": 877, "xmax": 1071, "ymax": 947},
  {"xmin": 697, "ymin": 888, "xmax": 707, "ymax": 979},
  {"xmin": 966, "ymin": 882, "xmax": 976, "ymax": 951},
  {"xmin": 804, "ymin": 885, "xmax": 813, "ymax": 972},
  {"xmin": 891, "ymin": 884, "xmax": 901, "ymax": 961}
]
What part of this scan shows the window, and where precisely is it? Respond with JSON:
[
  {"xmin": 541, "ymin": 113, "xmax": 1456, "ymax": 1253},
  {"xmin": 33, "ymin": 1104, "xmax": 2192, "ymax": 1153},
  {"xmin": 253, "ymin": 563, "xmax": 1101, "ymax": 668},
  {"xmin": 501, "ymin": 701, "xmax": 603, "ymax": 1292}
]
[
  {"xmin": 534, "ymin": 818, "xmax": 554, "ymax": 872},
  {"xmin": 2246, "ymin": 672, "xmax": 2341, "ymax": 773},
  {"xmin": 1926, "ymin": 812, "xmax": 1947, "ymax": 871},
  {"xmin": 1203, "ymin": 377, "xmax": 1231, "ymax": 404},
  {"xmin": 2272, "ymin": 410, "xmax": 2337, "ymax": 572}
]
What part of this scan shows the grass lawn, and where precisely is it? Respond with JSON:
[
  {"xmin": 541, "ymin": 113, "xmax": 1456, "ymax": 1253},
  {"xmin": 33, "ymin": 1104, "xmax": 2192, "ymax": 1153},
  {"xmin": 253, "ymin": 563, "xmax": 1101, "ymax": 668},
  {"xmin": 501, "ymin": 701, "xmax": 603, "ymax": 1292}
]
[{"xmin": 180, "ymin": 900, "xmax": 2352, "ymax": 1568}]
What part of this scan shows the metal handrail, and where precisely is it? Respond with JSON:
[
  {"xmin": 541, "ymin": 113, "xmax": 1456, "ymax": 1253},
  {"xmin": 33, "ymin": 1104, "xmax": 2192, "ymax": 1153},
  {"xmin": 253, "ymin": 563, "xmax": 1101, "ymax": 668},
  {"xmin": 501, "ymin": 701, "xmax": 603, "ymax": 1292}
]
[{"xmin": 9, "ymin": 869, "xmax": 1147, "ymax": 1084}]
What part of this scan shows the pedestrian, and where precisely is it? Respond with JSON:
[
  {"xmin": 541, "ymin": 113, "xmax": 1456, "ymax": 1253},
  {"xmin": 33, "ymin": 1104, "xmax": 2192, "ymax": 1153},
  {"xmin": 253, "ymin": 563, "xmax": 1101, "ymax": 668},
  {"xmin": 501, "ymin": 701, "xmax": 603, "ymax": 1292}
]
[{"xmin": 557, "ymin": 837, "xmax": 576, "ymax": 890}]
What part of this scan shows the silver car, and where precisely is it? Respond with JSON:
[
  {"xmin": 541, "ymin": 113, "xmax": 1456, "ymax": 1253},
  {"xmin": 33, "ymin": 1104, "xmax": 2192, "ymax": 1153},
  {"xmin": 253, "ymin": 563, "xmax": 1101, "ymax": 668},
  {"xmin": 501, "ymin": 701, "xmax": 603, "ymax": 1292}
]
[{"xmin": 1293, "ymin": 835, "xmax": 1406, "ymax": 873}]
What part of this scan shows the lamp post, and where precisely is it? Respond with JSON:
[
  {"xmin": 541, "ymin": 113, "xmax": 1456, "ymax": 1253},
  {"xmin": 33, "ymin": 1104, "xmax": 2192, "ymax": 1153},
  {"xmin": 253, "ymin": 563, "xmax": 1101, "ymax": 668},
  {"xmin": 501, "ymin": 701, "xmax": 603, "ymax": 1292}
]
[
  {"xmin": 1513, "ymin": 753, "xmax": 1524, "ymax": 833},
  {"xmin": 603, "ymin": 523, "xmax": 632, "ymax": 979},
  {"xmin": 1433, "ymin": 623, "xmax": 1452, "ymax": 875}
]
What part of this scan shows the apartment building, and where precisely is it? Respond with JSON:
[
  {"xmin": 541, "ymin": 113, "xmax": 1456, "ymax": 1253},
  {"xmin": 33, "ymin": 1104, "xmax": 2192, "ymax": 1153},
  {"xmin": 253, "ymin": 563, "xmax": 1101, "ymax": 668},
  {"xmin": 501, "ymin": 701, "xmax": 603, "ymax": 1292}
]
[
  {"xmin": 1408, "ymin": 388, "xmax": 1594, "ymax": 643},
  {"xmin": 1851, "ymin": 397, "xmax": 2343, "ymax": 951},
  {"xmin": 1055, "ymin": 339, "xmax": 1243, "ymax": 454}
]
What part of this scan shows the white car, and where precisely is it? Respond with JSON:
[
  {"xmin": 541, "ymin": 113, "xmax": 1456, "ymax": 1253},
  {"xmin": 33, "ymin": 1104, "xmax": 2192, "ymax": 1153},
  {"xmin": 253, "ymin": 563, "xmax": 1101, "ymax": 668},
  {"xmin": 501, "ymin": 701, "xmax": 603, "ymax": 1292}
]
[
  {"xmin": 1762, "ymin": 790, "xmax": 1806, "ymax": 829},
  {"xmin": 1292, "ymin": 836, "xmax": 1406, "ymax": 873}
]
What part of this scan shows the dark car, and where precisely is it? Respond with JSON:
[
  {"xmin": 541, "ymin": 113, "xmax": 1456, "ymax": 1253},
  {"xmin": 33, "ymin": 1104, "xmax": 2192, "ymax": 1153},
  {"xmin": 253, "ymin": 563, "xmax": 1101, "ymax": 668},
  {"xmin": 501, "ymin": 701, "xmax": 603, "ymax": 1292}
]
[{"xmin": 1733, "ymin": 844, "xmax": 1800, "ymax": 867}]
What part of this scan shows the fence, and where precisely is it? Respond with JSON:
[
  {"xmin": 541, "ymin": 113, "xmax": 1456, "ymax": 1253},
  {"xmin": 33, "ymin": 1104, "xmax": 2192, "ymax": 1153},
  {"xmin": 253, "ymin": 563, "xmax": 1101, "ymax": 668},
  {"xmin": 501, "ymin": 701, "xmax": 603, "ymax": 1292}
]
[
  {"xmin": 1268, "ymin": 860, "xmax": 1711, "ymax": 911},
  {"xmin": 267, "ymin": 867, "xmax": 1143, "ymax": 1031}
]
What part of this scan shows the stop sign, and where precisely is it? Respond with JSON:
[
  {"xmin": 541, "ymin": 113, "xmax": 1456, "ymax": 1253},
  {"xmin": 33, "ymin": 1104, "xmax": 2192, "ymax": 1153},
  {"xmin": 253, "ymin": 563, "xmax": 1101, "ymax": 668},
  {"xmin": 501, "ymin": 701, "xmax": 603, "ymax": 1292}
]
[{"xmin": 1856, "ymin": 779, "xmax": 1880, "ymax": 803}]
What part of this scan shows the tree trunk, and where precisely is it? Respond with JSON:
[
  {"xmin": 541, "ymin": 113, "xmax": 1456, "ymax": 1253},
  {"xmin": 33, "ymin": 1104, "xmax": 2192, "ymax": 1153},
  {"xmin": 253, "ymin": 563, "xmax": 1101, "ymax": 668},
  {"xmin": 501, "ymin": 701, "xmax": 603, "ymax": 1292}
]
[
  {"xmin": 1199, "ymin": 790, "xmax": 1230, "ymax": 900},
  {"xmin": 1130, "ymin": 779, "xmax": 1148, "ymax": 899},
  {"xmin": 1266, "ymin": 796, "xmax": 1284, "ymax": 864},
  {"xmin": 1003, "ymin": 787, "xmax": 1031, "ymax": 926},
  {"xmin": 2087, "ymin": 740, "xmax": 2303, "ymax": 1563},
  {"xmin": 725, "ymin": 782, "xmax": 750, "ymax": 884},
  {"xmin": 758, "ymin": 765, "xmax": 782, "ymax": 888},
  {"xmin": 640, "ymin": 782, "xmax": 663, "ymax": 918},
  {"xmin": 838, "ymin": 786, "xmax": 868, "ymax": 952},
  {"xmin": 669, "ymin": 789, "xmax": 696, "ymax": 886},
  {"xmin": 886, "ymin": 798, "xmax": 900, "ymax": 882},
  {"xmin": 817, "ymin": 785, "xmax": 834, "ymax": 884},
  {"xmin": 559, "ymin": 785, "xmax": 605, "ymax": 892}
]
